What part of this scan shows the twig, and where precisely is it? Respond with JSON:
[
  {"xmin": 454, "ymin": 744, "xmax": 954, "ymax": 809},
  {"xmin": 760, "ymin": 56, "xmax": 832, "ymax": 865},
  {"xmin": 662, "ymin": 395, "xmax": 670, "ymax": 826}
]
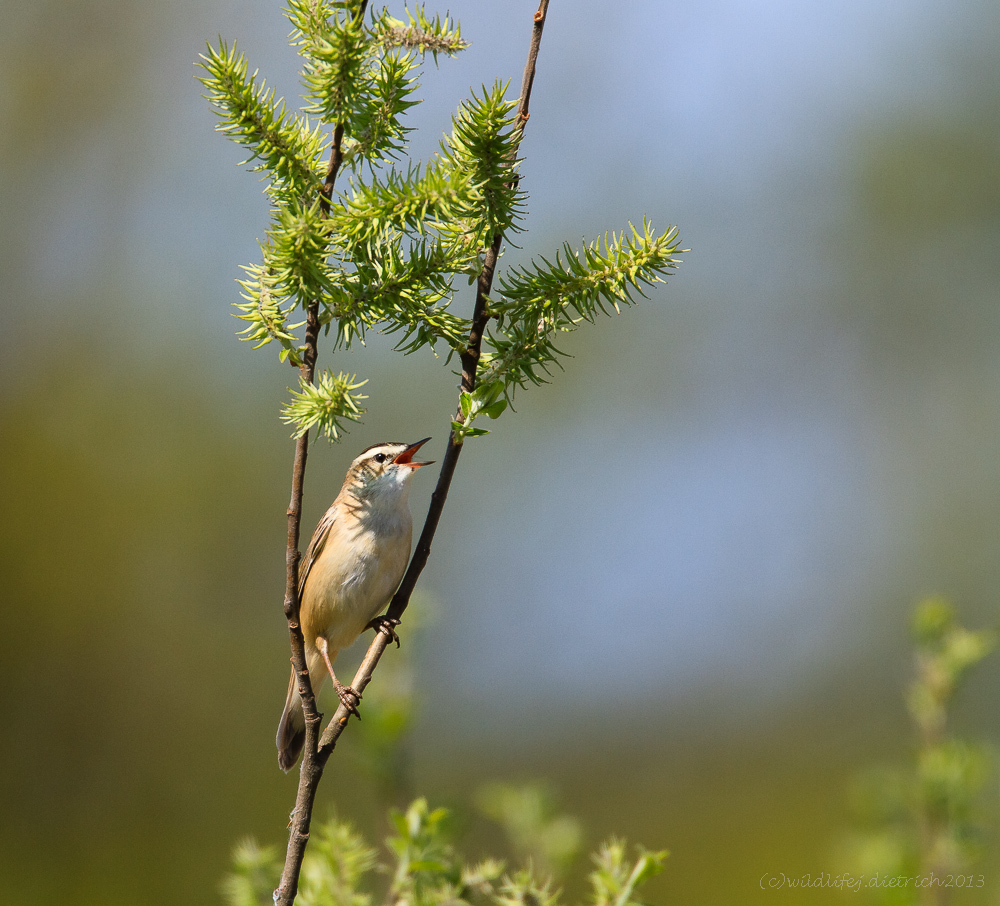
[{"xmin": 275, "ymin": 3, "xmax": 550, "ymax": 902}]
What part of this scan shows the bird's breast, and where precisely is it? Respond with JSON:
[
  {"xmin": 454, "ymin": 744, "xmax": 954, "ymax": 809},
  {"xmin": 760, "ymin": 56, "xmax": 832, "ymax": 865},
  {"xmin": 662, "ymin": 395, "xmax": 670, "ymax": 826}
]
[{"xmin": 301, "ymin": 510, "xmax": 412, "ymax": 651}]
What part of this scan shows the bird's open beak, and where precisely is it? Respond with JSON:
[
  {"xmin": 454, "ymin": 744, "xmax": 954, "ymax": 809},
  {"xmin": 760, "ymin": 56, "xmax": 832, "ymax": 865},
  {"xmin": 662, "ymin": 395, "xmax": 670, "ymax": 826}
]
[{"xmin": 394, "ymin": 437, "xmax": 434, "ymax": 468}]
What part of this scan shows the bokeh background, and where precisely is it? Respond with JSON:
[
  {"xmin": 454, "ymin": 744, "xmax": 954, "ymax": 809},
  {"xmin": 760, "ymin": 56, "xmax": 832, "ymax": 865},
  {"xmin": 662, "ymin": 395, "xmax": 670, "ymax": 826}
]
[{"xmin": 2, "ymin": 0, "xmax": 1000, "ymax": 903}]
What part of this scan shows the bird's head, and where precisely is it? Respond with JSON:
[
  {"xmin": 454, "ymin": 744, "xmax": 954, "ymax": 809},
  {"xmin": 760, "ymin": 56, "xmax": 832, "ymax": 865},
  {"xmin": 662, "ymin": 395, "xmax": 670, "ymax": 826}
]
[{"xmin": 344, "ymin": 437, "xmax": 434, "ymax": 502}]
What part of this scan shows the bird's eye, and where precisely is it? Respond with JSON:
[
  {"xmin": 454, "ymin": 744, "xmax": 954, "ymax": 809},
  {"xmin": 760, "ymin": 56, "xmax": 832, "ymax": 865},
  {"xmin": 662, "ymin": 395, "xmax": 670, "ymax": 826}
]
[{"xmin": 373, "ymin": 453, "xmax": 387, "ymax": 464}]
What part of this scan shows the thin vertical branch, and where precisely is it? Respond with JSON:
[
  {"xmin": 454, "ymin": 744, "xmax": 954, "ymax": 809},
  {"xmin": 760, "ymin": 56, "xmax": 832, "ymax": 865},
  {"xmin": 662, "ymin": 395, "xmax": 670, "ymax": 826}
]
[
  {"xmin": 275, "ymin": 3, "xmax": 368, "ymax": 904},
  {"xmin": 282, "ymin": 298, "xmax": 323, "ymax": 793}
]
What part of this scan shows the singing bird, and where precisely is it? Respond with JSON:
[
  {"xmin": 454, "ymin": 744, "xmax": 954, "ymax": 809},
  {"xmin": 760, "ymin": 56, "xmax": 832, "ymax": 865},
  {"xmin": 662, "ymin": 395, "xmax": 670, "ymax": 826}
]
[{"xmin": 277, "ymin": 438, "xmax": 433, "ymax": 771}]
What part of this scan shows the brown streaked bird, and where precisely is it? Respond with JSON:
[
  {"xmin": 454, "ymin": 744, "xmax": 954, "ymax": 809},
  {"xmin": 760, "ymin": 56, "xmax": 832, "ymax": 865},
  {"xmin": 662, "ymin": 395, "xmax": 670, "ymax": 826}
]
[{"xmin": 276, "ymin": 438, "xmax": 433, "ymax": 772}]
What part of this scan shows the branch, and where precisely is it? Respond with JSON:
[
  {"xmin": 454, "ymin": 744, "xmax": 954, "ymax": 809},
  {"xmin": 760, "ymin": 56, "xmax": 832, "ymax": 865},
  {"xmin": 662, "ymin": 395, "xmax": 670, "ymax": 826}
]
[
  {"xmin": 275, "ymin": 4, "xmax": 549, "ymax": 903},
  {"xmin": 276, "ymin": 299, "xmax": 322, "ymax": 906},
  {"xmin": 275, "ymin": 4, "xmax": 369, "ymax": 905}
]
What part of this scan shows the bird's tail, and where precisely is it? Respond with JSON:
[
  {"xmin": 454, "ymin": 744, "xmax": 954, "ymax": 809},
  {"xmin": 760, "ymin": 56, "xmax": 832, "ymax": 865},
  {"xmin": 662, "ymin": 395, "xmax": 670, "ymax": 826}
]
[
  {"xmin": 276, "ymin": 668, "xmax": 306, "ymax": 772},
  {"xmin": 276, "ymin": 646, "xmax": 329, "ymax": 772}
]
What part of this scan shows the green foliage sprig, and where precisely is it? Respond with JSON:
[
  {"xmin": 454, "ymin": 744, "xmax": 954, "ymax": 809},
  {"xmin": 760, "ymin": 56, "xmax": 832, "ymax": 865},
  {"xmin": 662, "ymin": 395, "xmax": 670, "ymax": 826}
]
[
  {"xmin": 376, "ymin": 8, "xmax": 467, "ymax": 60},
  {"xmin": 199, "ymin": 4, "xmax": 681, "ymax": 441},
  {"xmin": 481, "ymin": 221, "xmax": 681, "ymax": 397},
  {"xmin": 200, "ymin": 41, "xmax": 327, "ymax": 204},
  {"xmin": 589, "ymin": 839, "xmax": 668, "ymax": 906},
  {"xmin": 281, "ymin": 371, "xmax": 368, "ymax": 439},
  {"xmin": 451, "ymin": 383, "xmax": 508, "ymax": 442}
]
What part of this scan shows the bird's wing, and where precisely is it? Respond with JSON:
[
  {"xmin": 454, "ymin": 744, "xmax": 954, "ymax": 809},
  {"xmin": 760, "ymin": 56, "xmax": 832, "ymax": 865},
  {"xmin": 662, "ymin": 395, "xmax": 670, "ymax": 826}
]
[{"xmin": 298, "ymin": 504, "xmax": 336, "ymax": 597}]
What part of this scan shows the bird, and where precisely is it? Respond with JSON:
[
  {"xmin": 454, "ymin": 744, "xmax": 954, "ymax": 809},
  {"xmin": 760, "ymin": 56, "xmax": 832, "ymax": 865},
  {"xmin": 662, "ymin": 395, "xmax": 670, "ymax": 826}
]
[{"xmin": 276, "ymin": 437, "xmax": 433, "ymax": 772}]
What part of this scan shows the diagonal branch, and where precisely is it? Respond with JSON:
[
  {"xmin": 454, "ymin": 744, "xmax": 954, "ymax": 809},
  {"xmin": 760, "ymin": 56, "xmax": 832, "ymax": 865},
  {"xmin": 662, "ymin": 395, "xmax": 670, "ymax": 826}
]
[{"xmin": 316, "ymin": 0, "xmax": 550, "ymax": 757}]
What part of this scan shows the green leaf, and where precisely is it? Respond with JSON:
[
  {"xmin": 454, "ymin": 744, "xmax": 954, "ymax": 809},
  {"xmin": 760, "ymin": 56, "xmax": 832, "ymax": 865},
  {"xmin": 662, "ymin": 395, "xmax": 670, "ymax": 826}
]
[
  {"xmin": 471, "ymin": 381, "xmax": 504, "ymax": 406},
  {"xmin": 483, "ymin": 399, "xmax": 507, "ymax": 419}
]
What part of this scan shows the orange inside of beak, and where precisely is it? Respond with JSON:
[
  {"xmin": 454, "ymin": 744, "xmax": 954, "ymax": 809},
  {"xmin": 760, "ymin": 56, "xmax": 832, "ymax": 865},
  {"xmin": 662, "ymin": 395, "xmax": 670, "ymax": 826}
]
[{"xmin": 394, "ymin": 437, "xmax": 434, "ymax": 468}]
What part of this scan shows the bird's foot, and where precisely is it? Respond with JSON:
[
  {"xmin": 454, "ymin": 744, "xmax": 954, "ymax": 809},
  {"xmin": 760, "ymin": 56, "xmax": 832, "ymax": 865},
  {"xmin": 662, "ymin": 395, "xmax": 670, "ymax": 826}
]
[
  {"xmin": 333, "ymin": 679, "xmax": 362, "ymax": 719},
  {"xmin": 366, "ymin": 614, "xmax": 401, "ymax": 647}
]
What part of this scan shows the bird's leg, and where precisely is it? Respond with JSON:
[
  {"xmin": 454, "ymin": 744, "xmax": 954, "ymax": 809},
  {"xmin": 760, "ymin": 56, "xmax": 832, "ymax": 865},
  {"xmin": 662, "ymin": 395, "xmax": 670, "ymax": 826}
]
[
  {"xmin": 315, "ymin": 636, "xmax": 362, "ymax": 718},
  {"xmin": 365, "ymin": 614, "xmax": 401, "ymax": 647}
]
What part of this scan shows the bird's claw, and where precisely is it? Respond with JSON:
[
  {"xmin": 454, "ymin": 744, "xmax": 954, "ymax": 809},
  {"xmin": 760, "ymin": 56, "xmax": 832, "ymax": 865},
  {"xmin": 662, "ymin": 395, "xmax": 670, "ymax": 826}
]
[
  {"xmin": 366, "ymin": 614, "xmax": 401, "ymax": 647},
  {"xmin": 334, "ymin": 681, "xmax": 362, "ymax": 719}
]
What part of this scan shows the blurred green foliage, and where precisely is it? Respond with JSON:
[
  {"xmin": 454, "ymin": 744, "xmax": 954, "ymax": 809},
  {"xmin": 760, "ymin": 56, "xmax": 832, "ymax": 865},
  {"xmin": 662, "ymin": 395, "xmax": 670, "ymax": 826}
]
[
  {"xmin": 475, "ymin": 783, "xmax": 583, "ymax": 881},
  {"xmin": 839, "ymin": 600, "xmax": 997, "ymax": 905},
  {"xmin": 221, "ymin": 797, "xmax": 663, "ymax": 906}
]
